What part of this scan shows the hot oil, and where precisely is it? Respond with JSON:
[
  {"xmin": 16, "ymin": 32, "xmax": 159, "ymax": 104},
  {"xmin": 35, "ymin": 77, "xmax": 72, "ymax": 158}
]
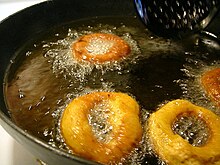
[
  {"xmin": 172, "ymin": 114, "xmax": 210, "ymax": 146},
  {"xmin": 177, "ymin": 35, "xmax": 220, "ymax": 115},
  {"xmin": 43, "ymin": 23, "xmax": 141, "ymax": 83},
  {"xmin": 88, "ymin": 100, "xmax": 113, "ymax": 143},
  {"xmin": 4, "ymin": 16, "xmax": 220, "ymax": 164}
]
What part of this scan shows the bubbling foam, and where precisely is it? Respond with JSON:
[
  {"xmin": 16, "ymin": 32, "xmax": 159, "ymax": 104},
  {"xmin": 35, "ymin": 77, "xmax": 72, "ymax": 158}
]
[
  {"xmin": 88, "ymin": 101, "xmax": 113, "ymax": 143},
  {"xmin": 43, "ymin": 25, "xmax": 141, "ymax": 82},
  {"xmin": 177, "ymin": 55, "xmax": 220, "ymax": 115},
  {"xmin": 86, "ymin": 37, "xmax": 115, "ymax": 56},
  {"xmin": 172, "ymin": 114, "xmax": 210, "ymax": 147}
]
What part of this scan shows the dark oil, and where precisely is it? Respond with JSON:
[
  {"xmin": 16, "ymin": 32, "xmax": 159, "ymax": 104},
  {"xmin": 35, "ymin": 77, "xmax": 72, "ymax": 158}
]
[{"xmin": 4, "ymin": 16, "xmax": 220, "ymax": 164}]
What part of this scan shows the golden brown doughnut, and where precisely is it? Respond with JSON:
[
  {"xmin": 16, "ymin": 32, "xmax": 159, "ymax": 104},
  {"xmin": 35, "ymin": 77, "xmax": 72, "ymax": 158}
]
[
  {"xmin": 148, "ymin": 99, "xmax": 220, "ymax": 165},
  {"xmin": 71, "ymin": 33, "xmax": 131, "ymax": 63},
  {"xmin": 60, "ymin": 92, "xmax": 142, "ymax": 164},
  {"xmin": 201, "ymin": 68, "xmax": 220, "ymax": 107}
]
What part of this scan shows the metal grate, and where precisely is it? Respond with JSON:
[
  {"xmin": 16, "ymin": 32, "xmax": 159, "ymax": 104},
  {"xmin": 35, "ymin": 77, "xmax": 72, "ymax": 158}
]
[{"xmin": 135, "ymin": 0, "xmax": 220, "ymax": 37}]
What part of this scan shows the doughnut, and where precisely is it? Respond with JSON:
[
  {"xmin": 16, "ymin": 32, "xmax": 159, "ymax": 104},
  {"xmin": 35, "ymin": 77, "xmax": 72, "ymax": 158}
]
[
  {"xmin": 147, "ymin": 99, "xmax": 220, "ymax": 165},
  {"xmin": 71, "ymin": 33, "xmax": 131, "ymax": 63},
  {"xmin": 201, "ymin": 68, "xmax": 220, "ymax": 107},
  {"xmin": 60, "ymin": 92, "xmax": 142, "ymax": 164}
]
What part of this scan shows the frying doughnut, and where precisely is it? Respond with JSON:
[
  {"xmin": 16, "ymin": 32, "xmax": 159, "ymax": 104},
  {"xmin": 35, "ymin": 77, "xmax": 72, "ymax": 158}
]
[
  {"xmin": 71, "ymin": 33, "xmax": 131, "ymax": 63},
  {"xmin": 201, "ymin": 68, "xmax": 220, "ymax": 107},
  {"xmin": 148, "ymin": 99, "xmax": 220, "ymax": 165},
  {"xmin": 60, "ymin": 92, "xmax": 142, "ymax": 164}
]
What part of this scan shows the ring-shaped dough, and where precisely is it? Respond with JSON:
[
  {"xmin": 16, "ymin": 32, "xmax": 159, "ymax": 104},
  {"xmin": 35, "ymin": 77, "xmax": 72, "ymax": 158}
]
[
  {"xmin": 148, "ymin": 99, "xmax": 220, "ymax": 165},
  {"xmin": 201, "ymin": 68, "xmax": 220, "ymax": 107},
  {"xmin": 71, "ymin": 33, "xmax": 131, "ymax": 63},
  {"xmin": 60, "ymin": 92, "xmax": 142, "ymax": 164}
]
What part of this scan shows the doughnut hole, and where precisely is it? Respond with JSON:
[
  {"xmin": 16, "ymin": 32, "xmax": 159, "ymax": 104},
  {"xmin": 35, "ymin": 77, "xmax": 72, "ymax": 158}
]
[
  {"xmin": 172, "ymin": 112, "xmax": 210, "ymax": 147},
  {"xmin": 88, "ymin": 100, "xmax": 113, "ymax": 143}
]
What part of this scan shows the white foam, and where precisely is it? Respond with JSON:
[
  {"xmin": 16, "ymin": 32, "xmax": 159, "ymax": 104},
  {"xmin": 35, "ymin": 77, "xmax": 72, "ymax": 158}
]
[
  {"xmin": 178, "ymin": 57, "xmax": 220, "ymax": 115},
  {"xmin": 86, "ymin": 38, "xmax": 114, "ymax": 55},
  {"xmin": 43, "ymin": 25, "xmax": 141, "ymax": 83}
]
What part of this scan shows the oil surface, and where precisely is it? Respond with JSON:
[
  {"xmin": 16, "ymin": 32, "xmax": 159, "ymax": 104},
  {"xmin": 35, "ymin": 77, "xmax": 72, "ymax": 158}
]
[{"xmin": 4, "ymin": 16, "xmax": 220, "ymax": 164}]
